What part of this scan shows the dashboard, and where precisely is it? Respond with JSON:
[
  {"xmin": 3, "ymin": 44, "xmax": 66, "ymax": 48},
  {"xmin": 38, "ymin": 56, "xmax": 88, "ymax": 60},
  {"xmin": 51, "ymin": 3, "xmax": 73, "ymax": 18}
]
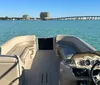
[
  {"xmin": 60, "ymin": 52, "xmax": 100, "ymax": 85},
  {"xmin": 67, "ymin": 53, "xmax": 100, "ymax": 69}
]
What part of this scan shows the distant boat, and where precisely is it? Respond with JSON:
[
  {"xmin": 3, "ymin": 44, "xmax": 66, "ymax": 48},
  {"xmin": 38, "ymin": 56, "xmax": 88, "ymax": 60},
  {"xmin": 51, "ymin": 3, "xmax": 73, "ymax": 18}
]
[{"xmin": 12, "ymin": 18, "xmax": 15, "ymax": 20}]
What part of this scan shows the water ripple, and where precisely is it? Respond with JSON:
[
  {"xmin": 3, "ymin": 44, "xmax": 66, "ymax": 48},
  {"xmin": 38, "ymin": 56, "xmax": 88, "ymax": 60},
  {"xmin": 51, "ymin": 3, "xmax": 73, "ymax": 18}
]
[{"xmin": 0, "ymin": 20, "xmax": 100, "ymax": 50}]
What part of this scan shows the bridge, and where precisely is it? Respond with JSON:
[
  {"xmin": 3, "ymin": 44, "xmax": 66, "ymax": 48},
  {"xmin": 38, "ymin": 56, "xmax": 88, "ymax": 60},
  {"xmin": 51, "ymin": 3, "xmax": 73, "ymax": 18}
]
[{"xmin": 50, "ymin": 16, "xmax": 100, "ymax": 20}]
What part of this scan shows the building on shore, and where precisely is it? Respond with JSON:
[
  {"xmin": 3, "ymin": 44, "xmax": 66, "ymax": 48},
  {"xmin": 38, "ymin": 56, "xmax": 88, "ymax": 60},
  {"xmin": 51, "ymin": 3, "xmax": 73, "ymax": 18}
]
[
  {"xmin": 23, "ymin": 14, "xmax": 30, "ymax": 20},
  {"xmin": 40, "ymin": 12, "xmax": 50, "ymax": 20}
]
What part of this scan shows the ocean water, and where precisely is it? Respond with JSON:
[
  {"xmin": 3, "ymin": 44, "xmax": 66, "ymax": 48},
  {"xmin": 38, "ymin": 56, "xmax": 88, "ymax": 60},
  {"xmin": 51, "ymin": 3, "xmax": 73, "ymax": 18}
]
[{"xmin": 0, "ymin": 20, "xmax": 100, "ymax": 50}]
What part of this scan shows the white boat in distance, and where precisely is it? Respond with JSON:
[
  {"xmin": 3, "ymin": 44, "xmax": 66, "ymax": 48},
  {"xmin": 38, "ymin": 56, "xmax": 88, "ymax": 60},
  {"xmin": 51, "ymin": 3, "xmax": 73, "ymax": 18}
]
[{"xmin": 0, "ymin": 35, "xmax": 100, "ymax": 85}]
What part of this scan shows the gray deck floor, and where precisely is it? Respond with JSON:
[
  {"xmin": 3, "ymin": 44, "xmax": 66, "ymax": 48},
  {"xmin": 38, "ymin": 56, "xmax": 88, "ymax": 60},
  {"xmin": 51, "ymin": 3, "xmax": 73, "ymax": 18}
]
[{"xmin": 24, "ymin": 50, "xmax": 60, "ymax": 85}]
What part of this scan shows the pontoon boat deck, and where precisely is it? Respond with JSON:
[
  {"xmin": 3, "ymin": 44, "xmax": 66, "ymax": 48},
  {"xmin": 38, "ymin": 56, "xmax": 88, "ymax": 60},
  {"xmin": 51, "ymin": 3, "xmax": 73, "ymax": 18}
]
[{"xmin": 0, "ymin": 35, "xmax": 100, "ymax": 85}]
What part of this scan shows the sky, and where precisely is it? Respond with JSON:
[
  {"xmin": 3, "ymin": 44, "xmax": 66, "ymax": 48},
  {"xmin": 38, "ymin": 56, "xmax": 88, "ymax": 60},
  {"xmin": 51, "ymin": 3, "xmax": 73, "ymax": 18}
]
[{"xmin": 0, "ymin": 0, "xmax": 100, "ymax": 18}]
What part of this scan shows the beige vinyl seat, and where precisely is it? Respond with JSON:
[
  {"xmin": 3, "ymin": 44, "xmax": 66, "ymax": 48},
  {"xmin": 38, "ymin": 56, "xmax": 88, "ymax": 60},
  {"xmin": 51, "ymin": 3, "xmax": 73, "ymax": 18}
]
[
  {"xmin": 0, "ymin": 55, "xmax": 24, "ymax": 85},
  {"xmin": 7, "ymin": 42, "xmax": 35, "ymax": 67},
  {"xmin": 0, "ymin": 35, "xmax": 37, "ymax": 68}
]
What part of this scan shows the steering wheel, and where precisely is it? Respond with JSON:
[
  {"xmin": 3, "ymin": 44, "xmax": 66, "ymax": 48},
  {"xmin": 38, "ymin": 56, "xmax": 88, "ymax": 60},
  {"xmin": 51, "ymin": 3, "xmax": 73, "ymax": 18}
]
[{"xmin": 90, "ymin": 61, "xmax": 100, "ymax": 85}]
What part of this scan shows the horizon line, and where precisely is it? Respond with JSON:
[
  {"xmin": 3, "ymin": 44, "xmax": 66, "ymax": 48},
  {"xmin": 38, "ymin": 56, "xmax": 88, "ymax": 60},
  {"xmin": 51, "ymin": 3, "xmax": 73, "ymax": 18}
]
[{"xmin": 1, "ymin": 15, "xmax": 100, "ymax": 18}]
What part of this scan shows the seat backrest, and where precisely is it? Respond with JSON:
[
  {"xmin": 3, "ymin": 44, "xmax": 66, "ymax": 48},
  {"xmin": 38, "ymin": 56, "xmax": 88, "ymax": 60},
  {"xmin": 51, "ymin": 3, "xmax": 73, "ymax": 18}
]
[{"xmin": 0, "ymin": 55, "xmax": 23, "ymax": 85}]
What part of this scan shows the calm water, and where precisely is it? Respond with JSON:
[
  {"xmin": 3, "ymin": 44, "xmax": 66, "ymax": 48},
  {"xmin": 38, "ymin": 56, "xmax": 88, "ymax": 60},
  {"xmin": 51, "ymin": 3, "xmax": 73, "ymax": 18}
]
[{"xmin": 0, "ymin": 20, "xmax": 100, "ymax": 50}]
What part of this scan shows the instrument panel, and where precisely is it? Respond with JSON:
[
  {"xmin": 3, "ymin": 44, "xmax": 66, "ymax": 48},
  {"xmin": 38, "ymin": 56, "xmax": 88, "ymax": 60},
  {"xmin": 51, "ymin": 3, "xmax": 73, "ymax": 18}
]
[{"xmin": 68, "ymin": 53, "xmax": 100, "ymax": 69}]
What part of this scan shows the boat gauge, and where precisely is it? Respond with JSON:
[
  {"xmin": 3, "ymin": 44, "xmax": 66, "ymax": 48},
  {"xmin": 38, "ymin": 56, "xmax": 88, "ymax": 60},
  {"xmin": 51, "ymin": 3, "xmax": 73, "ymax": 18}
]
[
  {"xmin": 84, "ymin": 60, "xmax": 91, "ymax": 66},
  {"xmin": 95, "ymin": 60, "xmax": 100, "ymax": 65}
]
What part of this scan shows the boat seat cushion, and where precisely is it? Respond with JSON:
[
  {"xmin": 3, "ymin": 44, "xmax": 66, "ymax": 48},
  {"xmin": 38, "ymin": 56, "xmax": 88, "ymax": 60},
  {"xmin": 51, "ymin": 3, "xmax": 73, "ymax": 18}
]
[
  {"xmin": 0, "ymin": 56, "xmax": 17, "ymax": 63},
  {"xmin": 7, "ymin": 42, "xmax": 35, "ymax": 63},
  {"xmin": 57, "ymin": 42, "xmax": 80, "ymax": 60},
  {"xmin": 0, "ymin": 55, "xmax": 24, "ymax": 85}
]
